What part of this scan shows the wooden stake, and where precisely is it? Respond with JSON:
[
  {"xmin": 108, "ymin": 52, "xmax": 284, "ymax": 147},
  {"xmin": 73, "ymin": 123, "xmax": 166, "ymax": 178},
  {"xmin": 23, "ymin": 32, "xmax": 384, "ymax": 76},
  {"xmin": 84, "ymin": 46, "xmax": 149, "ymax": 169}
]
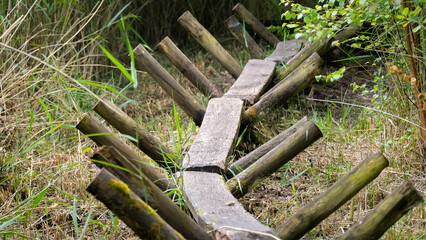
[
  {"xmin": 244, "ymin": 52, "xmax": 323, "ymax": 124},
  {"xmin": 227, "ymin": 119, "xmax": 322, "ymax": 198},
  {"xmin": 224, "ymin": 15, "xmax": 263, "ymax": 59},
  {"xmin": 93, "ymin": 99, "xmax": 180, "ymax": 169},
  {"xmin": 87, "ymin": 169, "xmax": 185, "ymax": 240},
  {"xmin": 226, "ymin": 116, "xmax": 309, "ymax": 178},
  {"xmin": 76, "ymin": 112, "xmax": 174, "ymax": 191},
  {"xmin": 339, "ymin": 181, "xmax": 423, "ymax": 240},
  {"xmin": 134, "ymin": 44, "xmax": 205, "ymax": 126},
  {"xmin": 178, "ymin": 11, "xmax": 243, "ymax": 79},
  {"xmin": 232, "ymin": 3, "xmax": 280, "ymax": 47},
  {"xmin": 91, "ymin": 147, "xmax": 212, "ymax": 240},
  {"xmin": 275, "ymin": 153, "xmax": 389, "ymax": 240},
  {"xmin": 157, "ymin": 37, "xmax": 223, "ymax": 99}
]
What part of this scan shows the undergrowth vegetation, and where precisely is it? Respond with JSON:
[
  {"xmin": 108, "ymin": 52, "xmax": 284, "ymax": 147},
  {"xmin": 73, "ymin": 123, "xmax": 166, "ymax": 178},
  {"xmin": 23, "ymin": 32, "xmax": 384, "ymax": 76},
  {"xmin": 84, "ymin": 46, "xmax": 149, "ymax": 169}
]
[{"xmin": 0, "ymin": 0, "xmax": 425, "ymax": 239}]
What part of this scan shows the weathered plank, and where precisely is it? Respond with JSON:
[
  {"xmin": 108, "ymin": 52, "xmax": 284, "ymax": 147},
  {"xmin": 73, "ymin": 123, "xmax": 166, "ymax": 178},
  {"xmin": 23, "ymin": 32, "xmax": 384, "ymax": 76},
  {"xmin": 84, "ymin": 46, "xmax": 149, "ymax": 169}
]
[
  {"xmin": 182, "ymin": 98, "xmax": 244, "ymax": 173},
  {"xmin": 265, "ymin": 40, "xmax": 305, "ymax": 63},
  {"xmin": 224, "ymin": 15, "xmax": 263, "ymax": 59},
  {"xmin": 232, "ymin": 3, "xmax": 280, "ymax": 47},
  {"xmin": 224, "ymin": 59, "xmax": 277, "ymax": 104},
  {"xmin": 182, "ymin": 171, "xmax": 275, "ymax": 239},
  {"xmin": 178, "ymin": 11, "xmax": 243, "ymax": 79},
  {"xmin": 156, "ymin": 37, "xmax": 223, "ymax": 99}
]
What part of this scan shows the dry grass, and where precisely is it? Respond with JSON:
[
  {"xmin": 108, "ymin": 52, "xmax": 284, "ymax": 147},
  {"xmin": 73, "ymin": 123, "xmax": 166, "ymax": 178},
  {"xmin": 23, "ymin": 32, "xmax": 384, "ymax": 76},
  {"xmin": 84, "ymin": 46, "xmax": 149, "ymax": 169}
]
[{"xmin": 0, "ymin": 0, "xmax": 425, "ymax": 239}]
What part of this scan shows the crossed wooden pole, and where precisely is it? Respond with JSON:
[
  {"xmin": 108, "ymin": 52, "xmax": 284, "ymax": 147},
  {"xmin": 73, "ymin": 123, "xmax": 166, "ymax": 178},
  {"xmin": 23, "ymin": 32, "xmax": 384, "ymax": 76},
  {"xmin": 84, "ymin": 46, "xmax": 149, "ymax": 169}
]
[{"xmin": 77, "ymin": 3, "xmax": 423, "ymax": 239}]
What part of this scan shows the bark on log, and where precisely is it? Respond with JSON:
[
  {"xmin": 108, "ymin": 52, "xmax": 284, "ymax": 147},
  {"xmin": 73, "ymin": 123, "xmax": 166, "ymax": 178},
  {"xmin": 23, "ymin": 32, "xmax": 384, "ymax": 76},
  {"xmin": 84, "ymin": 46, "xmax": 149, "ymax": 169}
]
[
  {"xmin": 227, "ymin": 119, "xmax": 322, "ymax": 198},
  {"xmin": 275, "ymin": 152, "xmax": 389, "ymax": 240},
  {"xmin": 224, "ymin": 15, "xmax": 263, "ymax": 59},
  {"xmin": 226, "ymin": 116, "xmax": 309, "ymax": 178},
  {"xmin": 339, "ymin": 180, "xmax": 423, "ymax": 240},
  {"xmin": 156, "ymin": 37, "xmax": 223, "ymax": 99},
  {"xmin": 93, "ymin": 99, "xmax": 179, "ymax": 169},
  {"xmin": 182, "ymin": 98, "xmax": 244, "ymax": 173},
  {"xmin": 224, "ymin": 59, "xmax": 277, "ymax": 104},
  {"xmin": 178, "ymin": 11, "xmax": 243, "ymax": 79},
  {"xmin": 87, "ymin": 169, "xmax": 185, "ymax": 240},
  {"xmin": 91, "ymin": 147, "xmax": 213, "ymax": 240},
  {"xmin": 134, "ymin": 44, "xmax": 205, "ymax": 126},
  {"xmin": 276, "ymin": 36, "xmax": 329, "ymax": 80},
  {"xmin": 76, "ymin": 112, "xmax": 174, "ymax": 191},
  {"xmin": 232, "ymin": 3, "xmax": 281, "ymax": 47},
  {"xmin": 244, "ymin": 52, "xmax": 323, "ymax": 124}
]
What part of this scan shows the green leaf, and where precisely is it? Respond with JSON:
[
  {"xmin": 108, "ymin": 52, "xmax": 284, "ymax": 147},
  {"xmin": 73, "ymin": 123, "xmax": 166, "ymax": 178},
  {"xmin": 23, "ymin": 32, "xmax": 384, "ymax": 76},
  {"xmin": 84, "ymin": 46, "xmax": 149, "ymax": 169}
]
[
  {"xmin": 304, "ymin": 16, "xmax": 311, "ymax": 24},
  {"xmin": 402, "ymin": 7, "xmax": 409, "ymax": 17}
]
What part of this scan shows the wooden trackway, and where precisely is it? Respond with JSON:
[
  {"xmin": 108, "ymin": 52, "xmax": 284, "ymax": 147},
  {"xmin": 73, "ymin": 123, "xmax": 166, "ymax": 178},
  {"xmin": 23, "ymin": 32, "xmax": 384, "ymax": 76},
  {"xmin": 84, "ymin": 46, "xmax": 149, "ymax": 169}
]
[{"xmin": 77, "ymin": 3, "xmax": 423, "ymax": 240}]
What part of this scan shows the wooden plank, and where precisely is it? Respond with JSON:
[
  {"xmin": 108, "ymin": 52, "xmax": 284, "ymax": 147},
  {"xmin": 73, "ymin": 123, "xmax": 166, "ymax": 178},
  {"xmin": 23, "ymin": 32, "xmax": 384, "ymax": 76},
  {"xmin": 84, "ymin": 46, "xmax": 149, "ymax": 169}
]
[
  {"xmin": 224, "ymin": 59, "xmax": 277, "ymax": 104},
  {"xmin": 182, "ymin": 98, "xmax": 244, "ymax": 173},
  {"xmin": 265, "ymin": 40, "xmax": 305, "ymax": 63},
  {"xmin": 178, "ymin": 11, "xmax": 243, "ymax": 79},
  {"xmin": 182, "ymin": 171, "xmax": 275, "ymax": 239}
]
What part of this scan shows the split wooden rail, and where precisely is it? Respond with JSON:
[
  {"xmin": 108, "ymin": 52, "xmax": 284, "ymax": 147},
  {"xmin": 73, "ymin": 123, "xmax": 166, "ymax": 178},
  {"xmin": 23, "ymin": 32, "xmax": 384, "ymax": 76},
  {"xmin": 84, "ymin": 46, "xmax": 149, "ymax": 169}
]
[{"xmin": 77, "ymin": 3, "xmax": 423, "ymax": 239}]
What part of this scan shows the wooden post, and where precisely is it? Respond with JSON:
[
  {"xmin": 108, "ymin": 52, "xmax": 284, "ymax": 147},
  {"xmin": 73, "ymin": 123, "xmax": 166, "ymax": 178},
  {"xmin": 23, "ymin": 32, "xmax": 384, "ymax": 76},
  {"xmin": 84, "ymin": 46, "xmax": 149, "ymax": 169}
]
[
  {"xmin": 224, "ymin": 15, "xmax": 263, "ymax": 59},
  {"xmin": 245, "ymin": 52, "xmax": 323, "ymax": 124},
  {"xmin": 232, "ymin": 3, "xmax": 280, "ymax": 47},
  {"xmin": 87, "ymin": 169, "xmax": 185, "ymax": 240},
  {"xmin": 134, "ymin": 44, "xmax": 205, "ymax": 126},
  {"xmin": 278, "ymin": 26, "xmax": 361, "ymax": 79},
  {"xmin": 178, "ymin": 11, "xmax": 243, "ymax": 79},
  {"xmin": 275, "ymin": 153, "xmax": 389, "ymax": 240},
  {"xmin": 156, "ymin": 37, "xmax": 223, "ymax": 99},
  {"xmin": 91, "ymin": 147, "xmax": 213, "ymax": 240},
  {"xmin": 76, "ymin": 112, "xmax": 174, "ymax": 191},
  {"xmin": 226, "ymin": 116, "xmax": 309, "ymax": 178},
  {"xmin": 227, "ymin": 119, "xmax": 322, "ymax": 198},
  {"xmin": 339, "ymin": 181, "xmax": 423, "ymax": 240},
  {"xmin": 93, "ymin": 99, "xmax": 180, "ymax": 169},
  {"xmin": 276, "ymin": 36, "xmax": 330, "ymax": 80}
]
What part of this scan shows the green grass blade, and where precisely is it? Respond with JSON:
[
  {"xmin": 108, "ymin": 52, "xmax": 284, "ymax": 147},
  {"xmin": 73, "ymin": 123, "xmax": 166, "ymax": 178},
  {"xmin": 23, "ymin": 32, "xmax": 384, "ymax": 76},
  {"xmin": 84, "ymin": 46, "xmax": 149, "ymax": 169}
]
[
  {"xmin": 106, "ymin": 2, "xmax": 131, "ymax": 27},
  {"xmin": 77, "ymin": 209, "xmax": 92, "ymax": 240},
  {"xmin": 72, "ymin": 199, "xmax": 79, "ymax": 239},
  {"xmin": 38, "ymin": 98, "xmax": 53, "ymax": 130},
  {"xmin": 98, "ymin": 44, "xmax": 135, "ymax": 86}
]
